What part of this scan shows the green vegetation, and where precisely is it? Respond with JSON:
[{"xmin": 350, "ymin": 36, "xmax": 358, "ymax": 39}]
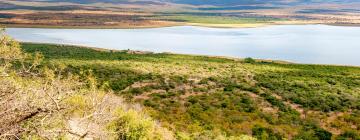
[
  {"xmin": 158, "ymin": 15, "xmax": 284, "ymax": 24},
  {"xmin": 18, "ymin": 43, "xmax": 360, "ymax": 140}
]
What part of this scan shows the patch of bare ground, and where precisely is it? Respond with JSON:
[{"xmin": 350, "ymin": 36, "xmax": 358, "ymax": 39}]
[
  {"xmin": 179, "ymin": 90, "xmax": 207, "ymax": 99},
  {"xmin": 126, "ymin": 50, "xmax": 154, "ymax": 55},
  {"xmin": 248, "ymin": 91, "xmax": 279, "ymax": 114},
  {"xmin": 320, "ymin": 112, "xmax": 345, "ymax": 135},
  {"xmin": 134, "ymin": 89, "xmax": 167, "ymax": 100},
  {"xmin": 182, "ymin": 77, "xmax": 227, "ymax": 97},
  {"xmin": 128, "ymin": 80, "xmax": 158, "ymax": 89}
]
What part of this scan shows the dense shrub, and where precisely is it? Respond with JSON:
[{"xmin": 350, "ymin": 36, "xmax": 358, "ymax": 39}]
[
  {"xmin": 252, "ymin": 125, "xmax": 283, "ymax": 140},
  {"xmin": 336, "ymin": 130, "xmax": 360, "ymax": 140},
  {"xmin": 244, "ymin": 57, "xmax": 256, "ymax": 63},
  {"xmin": 295, "ymin": 122, "xmax": 333, "ymax": 140},
  {"xmin": 108, "ymin": 109, "xmax": 170, "ymax": 140}
]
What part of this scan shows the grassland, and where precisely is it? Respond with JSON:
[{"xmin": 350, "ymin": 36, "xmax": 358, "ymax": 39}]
[
  {"xmin": 19, "ymin": 43, "xmax": 360, "ymax": 140},
  {"xmin": 159, "ymin": 15, "xmax": 284, "ymax": 24},
  {"xmin": 154, "ymin": 15, "xmax": 288, "ymax": 28}
]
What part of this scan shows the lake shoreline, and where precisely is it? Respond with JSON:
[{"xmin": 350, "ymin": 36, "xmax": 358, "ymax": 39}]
[{"xmin": 3, "ymin": 22, "xmax": 360, "ymax": 29}]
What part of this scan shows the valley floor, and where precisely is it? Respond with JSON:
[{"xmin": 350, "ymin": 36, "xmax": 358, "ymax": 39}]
[{"xmin": 1, "ymin": 10, "xmax": 360, "ymax": 29}]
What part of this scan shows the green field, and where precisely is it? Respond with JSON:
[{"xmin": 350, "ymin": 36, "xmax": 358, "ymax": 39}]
[
  {"xmin": 18, "ymin": 43, "xmax": 360, "ymax": 140},
  {"xmin": 156, "ymin": 15, "xmax": 286, "ymax": 24}
]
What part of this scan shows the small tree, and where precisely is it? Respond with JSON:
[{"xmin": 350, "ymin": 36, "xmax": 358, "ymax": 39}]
[
  {"xmin": 0, "ymin": 28, "xmax": 24, "ymax": 72},
  {"xmin": 0, "ymin": 28, "xmax": 43, "ymax": 76}
]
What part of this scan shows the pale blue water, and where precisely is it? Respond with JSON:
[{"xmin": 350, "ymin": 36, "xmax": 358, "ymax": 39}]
[{"xmin": 6, "ymin": 25, "xmax": 360, "ymax": 66}]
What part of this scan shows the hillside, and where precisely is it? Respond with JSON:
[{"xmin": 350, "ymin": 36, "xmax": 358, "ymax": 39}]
[
  {"xmin": 11, "ymin": 42, "xmax": 359, "ymax": 140},
  {"xmin": 1, "ymin": 0, "xmax": 360, "ymax": 28}
]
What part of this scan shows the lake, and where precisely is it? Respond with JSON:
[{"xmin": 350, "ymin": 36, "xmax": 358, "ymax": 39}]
[{"xmin": 6, "ymin": 25, "xmax": 360, "ymax": 66}]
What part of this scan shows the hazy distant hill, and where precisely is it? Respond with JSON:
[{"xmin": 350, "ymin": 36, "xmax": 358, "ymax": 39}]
[
  {"xmin": 2, "ymin": 0, "xmax": 360, "ymax": 28},
  {"xmin": 14, "ymin": 0, "xmax": 360, "ymax": 6}
]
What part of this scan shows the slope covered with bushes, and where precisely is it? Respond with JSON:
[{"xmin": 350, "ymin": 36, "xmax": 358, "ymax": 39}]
[{"xmin": 18, "ymin": 43, "xmax": 360, "ymax": 140}]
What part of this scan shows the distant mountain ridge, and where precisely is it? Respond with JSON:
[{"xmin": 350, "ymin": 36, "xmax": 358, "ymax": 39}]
[{"xmin": 18, "ymin": 0, "xmax": 360, "ymax": 6}]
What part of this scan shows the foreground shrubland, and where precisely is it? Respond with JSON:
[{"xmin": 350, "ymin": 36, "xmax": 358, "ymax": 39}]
[{"xmin": 0, "ymin": 30, "xmax": 178, "ymax": 140}]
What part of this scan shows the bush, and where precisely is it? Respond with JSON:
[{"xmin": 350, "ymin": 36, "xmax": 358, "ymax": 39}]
[
  {"xmin": 244, "ymin": 57, "xmax": 256, "ymax": 63},
  {"xmin": 252, "ymin": 125, "xmax": 282, "ymax": 140},
  {"xmin": 0, "ymin": 29, "xmax": 24, "ymax": 68},
  {"xmin": 108, "ymin": 109, "xmax": 173, "ymax": 140},
  {"xmin": 143, "ymin": 100, "xmax": 159, "ymax": 108},
  {"xmin": 336, "ymin": 130, "xmax": 359, "ymax": 140},
  {"xmin": 296, "ymin": 122, "xmax": 333, "ymax": 140},
  {"xmin": 314, "ymin": 127, "xmax": 332, "ymax": 140}
]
